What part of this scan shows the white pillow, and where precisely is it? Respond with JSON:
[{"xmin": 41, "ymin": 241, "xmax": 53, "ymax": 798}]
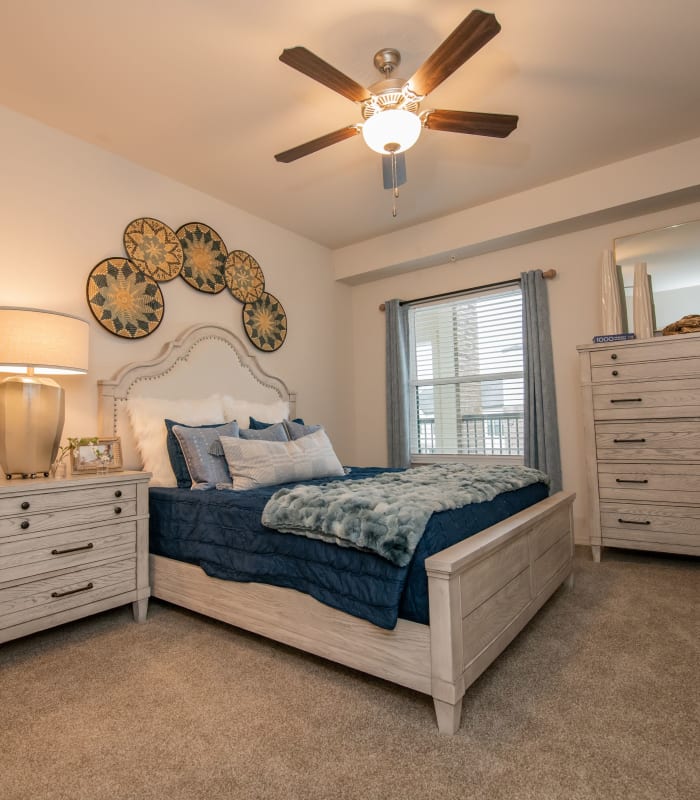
[
  {"xmin": 220, "ymin": 395, "xmax": 289, "ymax": 430},
  {"xmin": 219, "ymin": 428, "xmax": 344, "ymax": 490},
  {"xmin": 127, "ymin": 394, "xmax": 225, "ymax": 486}
]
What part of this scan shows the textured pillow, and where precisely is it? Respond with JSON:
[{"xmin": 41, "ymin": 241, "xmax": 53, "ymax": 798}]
[
  {"xmin": 221, "ymin": 396, "xmax": 289, "ymax": 430},
  {"xmin": 166, "ymin": 419, "xmax": 238, "ymax": 488},
  {"xmin": 219, "ymin": 428, "xmax": 344, "ymax": 491},
  {"xmin": 172, "ymin": 421, "xmax": 239, "ymax": 490},
  {"xmin": 283, "ymin": 419, "xmax": 322, "ymax": 440},
  {"xmin": 239, "ymin": 422, "xmax": 289, "ymax": 442},
  {"xmin": 249, "ymin": 416, "xmax": 304, "ymax": 431},
  {"xmin": 127, "ymin": 395, "xmax": 225, "ymax": 486}
]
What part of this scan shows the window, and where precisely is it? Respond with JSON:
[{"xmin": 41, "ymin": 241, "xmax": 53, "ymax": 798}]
[{"xmin": 408, "ymin": 285, "xmax": 524, "ymax": 461}]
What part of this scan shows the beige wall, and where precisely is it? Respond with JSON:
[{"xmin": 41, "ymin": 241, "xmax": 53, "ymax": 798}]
[
  {"xmin": 345, "ymin": 200, "xmax": 700, "ymax": 544},
  {"xmin": 0, "ymin": 107, "xmax": 354, "ymax": 461}
]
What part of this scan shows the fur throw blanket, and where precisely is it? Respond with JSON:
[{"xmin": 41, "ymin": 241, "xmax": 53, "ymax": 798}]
[{"xmin": 262, "ymin": 463, "xmax": 549, "ymax": 566}]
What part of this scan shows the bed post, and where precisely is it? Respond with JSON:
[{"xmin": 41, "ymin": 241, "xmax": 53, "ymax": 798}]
[{"xmin": 427, "ymin": 569, "xmax": 466, "ymax": 734}]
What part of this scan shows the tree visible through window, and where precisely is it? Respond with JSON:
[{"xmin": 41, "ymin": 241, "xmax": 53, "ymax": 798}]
[{"xmin": 408, "ymin": 285, "xmax": 524, "ymax": 459}]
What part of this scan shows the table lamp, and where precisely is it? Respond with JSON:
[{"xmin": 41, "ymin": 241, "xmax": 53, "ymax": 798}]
[{"xmin": 0, "ymin": 307, "xmax": 89, "ymax": 478}]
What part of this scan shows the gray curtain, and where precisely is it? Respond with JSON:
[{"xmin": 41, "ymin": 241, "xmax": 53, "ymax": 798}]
[
  {"xmin": 521, "ymin": 270, "xmax": 562, "ymax": 492},
  {"xmin": 385, "ymin": 299, "xmax": 411, "ymax": 468}
]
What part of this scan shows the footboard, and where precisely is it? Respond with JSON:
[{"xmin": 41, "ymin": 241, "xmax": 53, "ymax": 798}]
[{"xmin": 425, "ymin": 490, "xmax": 576, "ymax": 734}]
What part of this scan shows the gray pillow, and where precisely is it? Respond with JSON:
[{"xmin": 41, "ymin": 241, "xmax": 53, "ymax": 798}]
[
  {"xmin": 240, "ymin": 422, "xmax": 289, "ymax": 442},
  {"xmin": 172, "ymin": 420, "xmax": 239, "ymax": 490},
  {"xmin": 284, "ymin": 419, "xmax": 322, "ymax": 440}
]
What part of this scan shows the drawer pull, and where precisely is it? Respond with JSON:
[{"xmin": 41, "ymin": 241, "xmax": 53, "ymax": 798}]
[
  {"xmin": 21, "ymin": 501, "xmax": 30, "ymax": 510},
  {"xmin": 610, "ymin": 398, "xmax": 642, "ymax": 403},
  {"xmin": 613, "ymin": 438, "xmax": 646, "ymax": 443},
  {"xmin": 51, "ymin": 542, "xmax": 94, "ymax": 555},
  {"xmin": 114, "ymin": 490, "xmax": 122, "ymax": 498},
  {"xmin": 51, "ymin": 582, "xmax": 94, "ymax": 599},
  {"xmin": 618, "ymin": 518, "xmax": 651, "ymax": 525},
  {"xmin": 612, "ymin": 370, "xmax": 619, "ymax": 376},
  {"xmin": 615, "ymin": 478, "xmax": 649, "ymax": 484},
  {"xmin": 20, "ymin": 520, "xmax": 30, "ymax": 530},
  {"xmin": 114, "ymin": 506, "xmax": 122, "ymax": 515}
]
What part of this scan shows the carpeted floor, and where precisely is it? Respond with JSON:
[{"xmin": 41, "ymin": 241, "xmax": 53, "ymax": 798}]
[{"xmin": 1, "ymin": 547, "xmax": 697, "ymax": 800}]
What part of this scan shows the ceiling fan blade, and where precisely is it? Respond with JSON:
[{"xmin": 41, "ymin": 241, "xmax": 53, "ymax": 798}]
[
  {"xmin": 423, "ymin": 110, "xmax": 518, "ymax": 138},
  {"xmin": 274, "ymin": 125, "xmax": 360, "ymax": 163},
  {"xmin": 279, "ymin": 47, "xmax": 371, "ymax": 103},
  {"xmin": 407, "ymin": 10, "xmax": 501, "ymax": 97}
]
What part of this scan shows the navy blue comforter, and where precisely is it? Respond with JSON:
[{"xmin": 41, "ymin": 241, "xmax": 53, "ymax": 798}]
[{"xmin": 149, "ymin": 468, "xmax": 548, "ymax": 630}]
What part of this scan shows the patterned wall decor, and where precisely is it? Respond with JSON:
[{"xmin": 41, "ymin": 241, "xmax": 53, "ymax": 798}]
[
  {"xmin": 86, "ymin": 257, "xmax": 164, "ymax": 338},
  {"xmin": 243, "ymin": 291, "xmax": 287, "ymax": 352},
  {"xmin": 85, "ymin": 218, "xmax": 287, "ymax": 350},
  {"xmin": 176, "ymin": 222, "xmax": 228, "ymax": 293},
  {"xmin": 123, "ymin": 217, "xmax": 183, "ymax": 281}
]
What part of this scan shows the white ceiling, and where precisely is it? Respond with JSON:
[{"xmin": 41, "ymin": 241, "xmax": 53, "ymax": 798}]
[{"xmin": 2, "ymin": 0, "xmax": 700, "ymax": 250}]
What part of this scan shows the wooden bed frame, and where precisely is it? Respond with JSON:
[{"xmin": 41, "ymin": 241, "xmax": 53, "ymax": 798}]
[{"xmin": 98, "ymin": 324, "xmax": 576, "ymax": 735}]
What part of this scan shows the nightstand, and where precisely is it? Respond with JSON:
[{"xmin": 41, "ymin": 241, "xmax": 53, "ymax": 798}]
[{"xmin": 0, "ymin": 470, "xmax": 150, "ymax": 644}]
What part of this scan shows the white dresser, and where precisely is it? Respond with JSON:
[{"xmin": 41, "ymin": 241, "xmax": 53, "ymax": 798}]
[
  {"xmin": 578, "ymin": 332, "xmax": 700, "ymax": 561},
  {"xmin": 0, "ymin": 470, "xmax": 150, "ymax": 643}
]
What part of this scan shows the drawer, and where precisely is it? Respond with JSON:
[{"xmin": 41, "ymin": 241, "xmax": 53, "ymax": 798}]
[
  {"xmin": 589, "ymin": 337, "xmax": 700, "ymax": 367},
  {"xmin": 600, "ymin": 502, "xmax": 700, "ymax": 550},
  {"xmin": 0, "ymin": 482, "xmax": 135, "ymax": 517},
  {"xmin": 591, "ymin": 356, "xmax": 700, "ymax": 383},
  {"xmin": 595, "ymin": 421, "xmax": 700, "ymax": 461},
  {"xmin": 0, "ymin": 498, "xmax": 136, "ymax": 538},
  {"xmin": 598, "ymin": 463, "xmax": 700, "ymax": 503},
  {"xmin": 0, "ymin": 557, "xmax": 136, "ymax": 630},
  {"xmin": 592, "ymin": 378, "xmax": 700, "ymax": 420},
  {"xmin": 0, "ymin": 521, "xmax": 136, "ymax": 584}
]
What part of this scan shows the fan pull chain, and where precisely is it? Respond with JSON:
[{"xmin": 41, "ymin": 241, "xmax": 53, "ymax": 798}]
[{"xmin": 391, "ymin": 151, "xmax": 399, "ymax": 218}]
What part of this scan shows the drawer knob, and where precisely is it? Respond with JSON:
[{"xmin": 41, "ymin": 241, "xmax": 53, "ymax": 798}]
[
  {"xmin": 611, "ymin": 370, "xmax": 619, "ymax": 376},
  {"xmin": 21, "ymin": 501, "xmax": 30, "ymax": 510},
  {"xmin": 51, "ymin": 582, "xmax": 94, "ymax": 599},
  {"xmin": 114, "ymin": 490, "xmax": 122, "ymax": 498},
  {"xmin": 20, "ymin": 520, "xmax": 29, "ymax": 530},
  {"xmin": 114, "ymin": 506, "xmax": 122, "ymax": 514},
  {"xmin": 618, "ymin": 518, "xmax": 651, "ymax": 525},
  {"xmin": 610, "ymin": 353, "xmax": 618, "ymax": 360}
]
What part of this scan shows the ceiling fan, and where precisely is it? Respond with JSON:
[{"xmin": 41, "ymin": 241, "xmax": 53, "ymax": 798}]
[{"xmin": 274, "ymin": 8, "xmax": 518, "ymax": 175}]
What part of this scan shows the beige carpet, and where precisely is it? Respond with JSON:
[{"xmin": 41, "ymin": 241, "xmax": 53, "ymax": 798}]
[{"xmin": 1, "ymin": 547, "xmax": 697, "ymax": 800}]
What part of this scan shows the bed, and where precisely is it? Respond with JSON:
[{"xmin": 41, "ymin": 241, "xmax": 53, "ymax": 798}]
[{"xmin": 98, "ymin": 323, "xmax": 575, "ymax": 734}]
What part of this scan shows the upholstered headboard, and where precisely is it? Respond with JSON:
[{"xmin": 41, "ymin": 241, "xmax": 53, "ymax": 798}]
[{"xmin": 97, "ymin": 324, "xmax": 296, "ymax": 470}]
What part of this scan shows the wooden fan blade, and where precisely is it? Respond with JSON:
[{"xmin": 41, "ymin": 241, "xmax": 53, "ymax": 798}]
[
  {"xmin": 280, "ymin": 47, "xmax": 371, "ymax": 103},
  {"xmin": 423, "ymin": 110, "xmax": 518, "ymax": 138},
  {"xmin": 274, "ymin": 125, "xmax": 360, "ymax": 163},
  {"xmin": 407, "ymin": 10, "xmax": 501, "ymax": 97}
]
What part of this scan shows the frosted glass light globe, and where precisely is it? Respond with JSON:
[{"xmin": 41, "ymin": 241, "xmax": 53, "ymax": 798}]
[{"xmin": 362, "ymin": 109, "xmax": 421, "ymax": 154}]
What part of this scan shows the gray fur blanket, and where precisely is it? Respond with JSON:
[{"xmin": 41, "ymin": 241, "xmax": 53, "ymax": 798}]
[{"xmin": 261, "ymin": 464, "xmax": 549, "ymax": 566}]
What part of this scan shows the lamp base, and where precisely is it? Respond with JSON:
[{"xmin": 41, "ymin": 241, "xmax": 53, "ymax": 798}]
[{"xmin": 0, "ymin": 376, "xmax": 65, "ymax": 478}]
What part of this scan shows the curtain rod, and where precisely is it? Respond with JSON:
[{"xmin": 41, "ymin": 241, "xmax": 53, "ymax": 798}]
[{"xmin": 378, "ymin": 268, "xmax": 557, "ymax": 312}]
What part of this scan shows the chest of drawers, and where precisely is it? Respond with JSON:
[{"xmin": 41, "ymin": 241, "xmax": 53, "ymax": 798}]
[
  {"xmin": 0, "ymin": 471, "xmax": 150, "ymax": 643},
  {"xmin": 578, "ymin": 332, "xmax": 700, "ymax": 561}
]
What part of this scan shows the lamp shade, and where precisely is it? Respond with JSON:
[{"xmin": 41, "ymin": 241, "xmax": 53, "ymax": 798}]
[
  {"xmin": 362, "ymin": 109, "xmax": 422, "ymax": 155},
  {"xmin": 0, "ymin": 307, "xmax": 89, "ymax": 375}
]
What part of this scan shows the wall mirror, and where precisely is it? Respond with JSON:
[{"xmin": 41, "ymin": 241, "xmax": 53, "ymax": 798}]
[{"xmin": 615, "ymin": 219, "xmax": 700, "ymax": 332}]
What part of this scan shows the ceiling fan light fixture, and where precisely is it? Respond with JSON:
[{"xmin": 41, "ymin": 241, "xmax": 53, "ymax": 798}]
[{"xmin": 361, "ymin": 109, "xmax": 421, "ymax": 155}]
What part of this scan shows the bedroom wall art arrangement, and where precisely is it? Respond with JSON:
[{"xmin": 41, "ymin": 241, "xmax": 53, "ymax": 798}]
[{"xmin": 86, "ymin": 216, "xmax": 288, "ymax": 352}]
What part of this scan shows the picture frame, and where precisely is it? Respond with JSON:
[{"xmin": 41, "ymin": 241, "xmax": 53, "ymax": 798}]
[{"xmin": 71, "ymin": 436, "xmax": 123, "ymax": 473}]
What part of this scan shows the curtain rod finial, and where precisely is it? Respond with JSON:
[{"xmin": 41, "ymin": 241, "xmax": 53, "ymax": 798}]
[{"xmin": 379, "ymin": 303, "xmax": 386, "ymax": 312}]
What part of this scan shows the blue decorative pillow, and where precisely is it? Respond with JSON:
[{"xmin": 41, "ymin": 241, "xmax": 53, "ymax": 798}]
[
  {"xmin": 283, "ymin": 419, "xmax": 322, "ymax": 440},
  {"xmin": 172, "ymin": 420, "xmax": 240, "ymax": 490},
  {"xmin": 166, "ymin": 419, "xmax": 239, "ymax": 489},
  {"xmin": 240, "ymin": 422, "xmax": 289, "ymax": 441},
  {"xmin": 249, "ymin": 416, "xmax": 304, "ymax": 430}
]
